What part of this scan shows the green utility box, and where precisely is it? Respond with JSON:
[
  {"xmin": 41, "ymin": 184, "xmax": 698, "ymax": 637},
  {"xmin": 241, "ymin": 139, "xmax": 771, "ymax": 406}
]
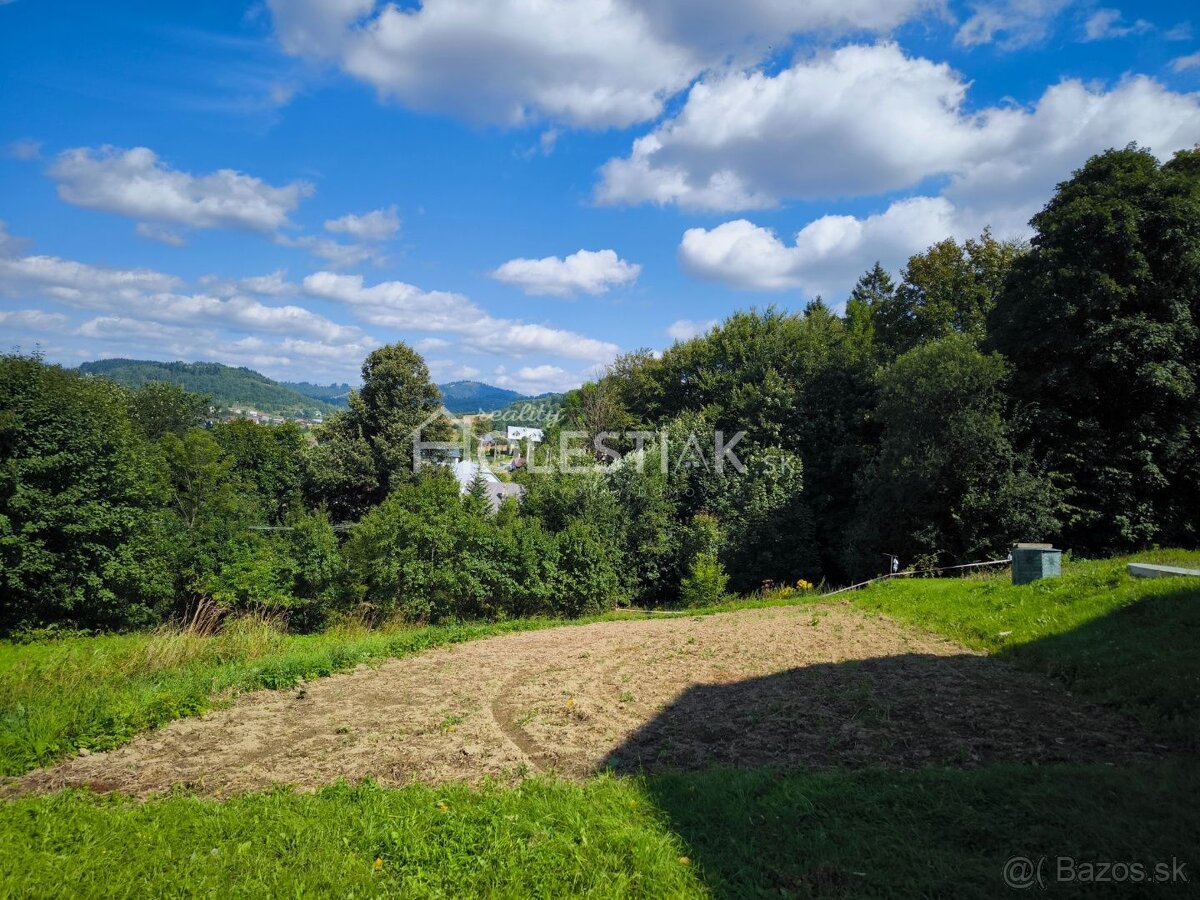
[{"xmin": 1011, "ymin": 543, "xmax": 1062, "ymax": 585}]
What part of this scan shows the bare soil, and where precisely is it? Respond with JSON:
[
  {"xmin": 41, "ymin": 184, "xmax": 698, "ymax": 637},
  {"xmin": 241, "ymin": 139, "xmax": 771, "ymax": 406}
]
[{"xmin": 17, "ymin": 603, "xmax": 1164, "ymax": 797}]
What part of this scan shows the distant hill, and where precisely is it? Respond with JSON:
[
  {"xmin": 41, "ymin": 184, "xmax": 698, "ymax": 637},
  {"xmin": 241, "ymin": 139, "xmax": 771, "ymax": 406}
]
[
  {"xmin": 78, "ymin": 359, "xmax": 337, "ymax": 419},
  {"xmin": 492, "ymin": 393, "xmax": 565, "ymax": 429},
  {"xmin": 281, "ymin": 381, "xmax": 353, "ymax": 407},
  {"xmin": 77, "ymin": 360, "xmax": 562, "ymax": 422},
  {"xmin": 437, "ymin": 380, "xmax": 527, "ymax": 414}
]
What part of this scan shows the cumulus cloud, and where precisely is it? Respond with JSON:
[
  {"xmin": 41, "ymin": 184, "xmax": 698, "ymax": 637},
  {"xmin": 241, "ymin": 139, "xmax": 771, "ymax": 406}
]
[
  {"xmin": 679, "ymin": 199, "xmax": 957, "ymax": 295},
  {"xmin": 135, "ymin": 222, "xmax": 187, "ymax": 247},
  {"xmin": 665, "ymin": 318, "xmax": 719, "ymax": 341},
  {"xmin": 49, "ymin": 146, "xmax": 313, "ymax": 232},
  {"xmin": 303, "ymin": 270, "xmax": 620, "ymax": 362},
  {"xmin": 491, "ymin": 249, "xmax": 641, "ymax": 297},
  {"xmin": 0, "ymin": 253, "xmax": 362, "ymax": 343},
  {"xmin": 1082, "ymin": 8, "xmax": 1152, "ymax": 41},
  {"xmin": 598, "ymin": 44, "xmax": 995, "ymax": 210},
  {"xmin": 274, "ymin": 233, "xmax": 383, "ymax": 268},
  {"xmin": 490, "ymin": 363, "xmax": 589, "ymax": 395},
  {"xmin": 266, "ymin": 0, "xmax": 936, "ymax": 128},
  {"xmin": 324, "ymin": 205, "xmax": 400, "ymax": 240},
  {"xmin": 0, "ymin": 254, "xmax": 182, "ymax": 295},
  {"xmin": 680, "ymin": 72, "xmax": 1200, "ymax": 297},
  {"xmin": 602, "ymin": 44, "xmax": 1200, "ymax": 214}
]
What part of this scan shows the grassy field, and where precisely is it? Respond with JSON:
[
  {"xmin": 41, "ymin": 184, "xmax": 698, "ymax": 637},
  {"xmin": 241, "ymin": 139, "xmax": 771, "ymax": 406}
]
[
  {"xmin": 0, "ymin": 614, "xmax": 656, "ymax": 778},
  {"xmin": 851, "ymin": 549, "xmax": 1200, "ymax": 745},
  {"xmin": 2, "ymin": 552, "xmax": 1197, "ymax": 896}
]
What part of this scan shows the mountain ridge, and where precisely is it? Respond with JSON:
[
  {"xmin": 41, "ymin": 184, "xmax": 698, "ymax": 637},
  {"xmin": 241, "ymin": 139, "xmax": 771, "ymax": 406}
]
[{"xmin": 76, "ymin": 359, "xmax": 558, "ymax": 419}]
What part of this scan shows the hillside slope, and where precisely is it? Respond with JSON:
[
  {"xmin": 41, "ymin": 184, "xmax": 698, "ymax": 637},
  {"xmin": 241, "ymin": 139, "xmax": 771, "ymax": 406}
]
[{"xmin": 79, "ymin": 359, "xmax": 335, "ymax": 418}]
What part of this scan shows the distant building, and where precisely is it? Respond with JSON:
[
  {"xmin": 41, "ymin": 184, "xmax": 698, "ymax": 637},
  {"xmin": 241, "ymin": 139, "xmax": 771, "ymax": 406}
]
[
  {"xmin": 450, "ymin": 460, "xmax": 525, "ymax": 511},
  {"xmin": 507, "ymin": 425, "xmax": 544, "ymax": 444}
]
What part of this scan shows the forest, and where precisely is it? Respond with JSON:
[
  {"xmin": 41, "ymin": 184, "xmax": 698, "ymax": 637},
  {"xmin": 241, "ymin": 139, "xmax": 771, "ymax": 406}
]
[{"xmin": 3, "ymin": 146, "xmax": 1198, "ymax": 635}]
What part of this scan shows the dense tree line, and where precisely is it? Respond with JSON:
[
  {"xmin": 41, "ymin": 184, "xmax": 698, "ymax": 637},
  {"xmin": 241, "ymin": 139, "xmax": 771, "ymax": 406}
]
[{"xmin": 2, "ymin": 146, "xmax": 1197, "ymax": 633}]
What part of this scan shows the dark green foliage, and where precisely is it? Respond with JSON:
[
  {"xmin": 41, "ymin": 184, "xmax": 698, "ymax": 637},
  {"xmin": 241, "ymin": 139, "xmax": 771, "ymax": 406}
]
[
  {"xmin": 0, "ymin": 355, "xmax": 174, "ymax": 631},
  {"xmin": 872, "ymin": 229, "xmax": 1022, "ymax": 357},
  {"xmin": 79, "ymin": 359, "xmax": 334, "ymax": 418},
  {"xmin": 211, "ymin": 419, "xmax": 304, "ymax": 523},
  {"xmin": 848, "ymin": 336, "xmax": 1059, "ymax": 573},
  {"xmin": 301, "ymin": 410, "xmax": 379, "ymax": 522},
  {"xmin": 126, "ymin": 381, "xmax": 210, "ymax": 441},
  {"xmin": 990, "ymin": 146, "xmax": 1200, "ymax": 552},
  {"xmin": 305, "ymin": 343, "xmax": 451, "ymax": 519},
  {"xmin": 344, "ymin": 475, "xmax": 624, "ymax": 621},
  {"xmin": 554, "ymin": 520, "xmax": 625, "ymax": 615}
]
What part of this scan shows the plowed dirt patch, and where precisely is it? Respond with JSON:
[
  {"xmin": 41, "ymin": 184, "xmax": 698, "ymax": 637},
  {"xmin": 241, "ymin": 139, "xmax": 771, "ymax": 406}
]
[{"xmin": 16, "ymin": 604, "xmax": 1162, "ymax": 796}]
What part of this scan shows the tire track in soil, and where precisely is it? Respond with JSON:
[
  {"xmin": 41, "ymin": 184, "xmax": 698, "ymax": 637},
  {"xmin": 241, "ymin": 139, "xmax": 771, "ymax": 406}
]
[{"xmin": 10, "ymin": 604, "xmax": 1174, "ymax": 797}]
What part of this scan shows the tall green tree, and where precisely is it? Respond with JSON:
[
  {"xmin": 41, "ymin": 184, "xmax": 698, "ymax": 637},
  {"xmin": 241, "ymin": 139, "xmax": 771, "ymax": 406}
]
[
  {"xmin": 989, "ymin": 146, "xmax": 1200, "ymax": 551},
  {"xmin": 0, "ymin": 356, "xmax": 174, "ymax": 630},
  {"xmin": 848, "ymin": 336, "xmax": 1060, "ymax": 575},
  {"xmin": 126, "ymin": 382, "xmax": 210, "ymax": 441},
  {"xmin": 305, "ymin": 342, "xmax": 451, "ymax": 519},
  {"xmin": 874, "ymin": 230, "xmax": 1022, "ymax": 357}
]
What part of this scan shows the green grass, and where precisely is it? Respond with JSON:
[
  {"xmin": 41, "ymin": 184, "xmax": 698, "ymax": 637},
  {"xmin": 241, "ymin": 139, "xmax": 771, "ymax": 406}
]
[
  {"xmin": 0, "ymin": 616, "xmax": 586, "ymax": 778},
  {"xmin": 850, "ymin": 550, "xmax": 1200, "ymax": 744},
  {"xmin": 3, "ymin": 551, "xmax": 1198, "ymax": 897},
  {"xmin": 2, "ymin": 765, "xmax": 1194, "ymax": 898},
  {"xmin": 0, "ymin": 777, "xmax": 702, "ymax": 898}
]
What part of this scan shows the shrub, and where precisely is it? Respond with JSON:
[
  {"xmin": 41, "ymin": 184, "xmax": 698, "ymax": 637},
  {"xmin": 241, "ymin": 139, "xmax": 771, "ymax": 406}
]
[{"xmin": 680, "ymin": 551, "xmax": 729, "ymax": 607}]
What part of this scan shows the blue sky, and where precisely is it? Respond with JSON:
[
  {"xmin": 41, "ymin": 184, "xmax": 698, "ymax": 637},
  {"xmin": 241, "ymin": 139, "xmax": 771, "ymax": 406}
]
[{"xmin": 2, "ymin": 0, "xmax": 1198, "ymax": 393}]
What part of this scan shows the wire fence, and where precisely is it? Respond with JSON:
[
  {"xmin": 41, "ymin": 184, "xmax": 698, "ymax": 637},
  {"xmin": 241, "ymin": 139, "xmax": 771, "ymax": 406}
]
[{"xmin": 820, "ymin": 557, "xmax": 1012, "ymax": 598}]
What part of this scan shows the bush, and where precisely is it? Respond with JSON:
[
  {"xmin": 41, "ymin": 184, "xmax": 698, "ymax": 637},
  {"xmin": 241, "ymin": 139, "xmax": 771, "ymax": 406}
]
[{"xmin": 680, "ymin": 551, "xmax": 729, "ymax": 607}]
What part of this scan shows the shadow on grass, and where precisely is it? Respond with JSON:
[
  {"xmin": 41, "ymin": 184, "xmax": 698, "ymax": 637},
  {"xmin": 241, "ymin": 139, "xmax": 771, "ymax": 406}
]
[
  {"xmin": 605, "ymin": 654, "xmax": 1159, "ymax": 775},
  {"xmin": 607, "ymin": 591, "xmax": 1199, "ymax": 897},
  {"xmin": 641, "ymin": 762, "xmax": 1198, "ymax": 898},
  {"xmin": 1000, "ymin": 589, "xmax": 1200, "ymax": 749}
]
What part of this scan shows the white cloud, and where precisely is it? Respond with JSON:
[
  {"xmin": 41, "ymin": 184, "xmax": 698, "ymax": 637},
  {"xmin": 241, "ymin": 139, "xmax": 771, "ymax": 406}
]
[
  {"xmin": 491, "ymin": 249, "xmax": 641, "ymax": 297},
  {"xmin": 0, "ymin": 254, "xmax": 182, "ymax": 295},
  {"xmin": 266, "ymin": 0, "xmax": 936, "ymax": 128},
  {"xmin": 1082, "ymin": 8, "xmax": 1152, "ymax": 41},
  {"xmin": 680, "ymin": 71, "xmax": 1200, "ymax": 298},
  {"xmin": 303, "ymin": 270, "xmax": 620, "ymax": 362},
  {"xmin": 680, "ymin": 199, "xmax": 957, "ymax": 295},
  {"xmin": 416, "ymin": 336, "xmax": 452, "ymax": 351},
  {"xmin": 49, "ymin": 146, "xmax": 313, "ymax": 232},
  {"xmin": 76, "ymin": 315, "xmax": 197, "ymax": 343},
  {"xmin": 601, "ymin": 43, "xmax": 1200, "ymax": 224},
  {"xmin": 598, "ymin": 44, "xmax": 995, "ymax": 210},
  {"xmin": 5, "ymin": 139, "xmax": 42, "ymax": 160},
  {"xmin": 274, "ymin": 233, "xmax": 383, "ymax": 268},
  {"xmin": 1173, "ymin": 52, "xmax": 1200, "ymax": 72},
  {"xmin": 199, "ymin": 270, "xmax": 293, "ymax": 297},
  {"xmin": 665, "ymin": 318, "xmax": 719, "ymax": 341},
  {"xmin": 0, "ymin": 309, "xmax": 71, "ymax": 331},
  {"xmin": 239, "ymin": 271, "xmax": 292, "ymax": 296},
  {"xmin": 955, "ymin": 0, "xmax": 1072, "ymax": 50},
  {"xmin": 490, "ymin": 363, "xmax": 586, "ymax": 394},
  {"xmin": 324, "ymin": 205, "xmax": 400, "ymax": 240},
  {"xmin": 0, "ymin": 253, "xmax": 362, "ymax": 343},
  {"xmin": 1165, "ymin": 23, "xmax": 1193, "ymax": 41}
]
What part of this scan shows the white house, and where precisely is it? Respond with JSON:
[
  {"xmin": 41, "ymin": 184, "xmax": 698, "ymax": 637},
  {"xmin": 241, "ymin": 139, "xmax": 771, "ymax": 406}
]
[{"xmin": 507, "ymin": 425, "xmax": 544, "ymax": 443}]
